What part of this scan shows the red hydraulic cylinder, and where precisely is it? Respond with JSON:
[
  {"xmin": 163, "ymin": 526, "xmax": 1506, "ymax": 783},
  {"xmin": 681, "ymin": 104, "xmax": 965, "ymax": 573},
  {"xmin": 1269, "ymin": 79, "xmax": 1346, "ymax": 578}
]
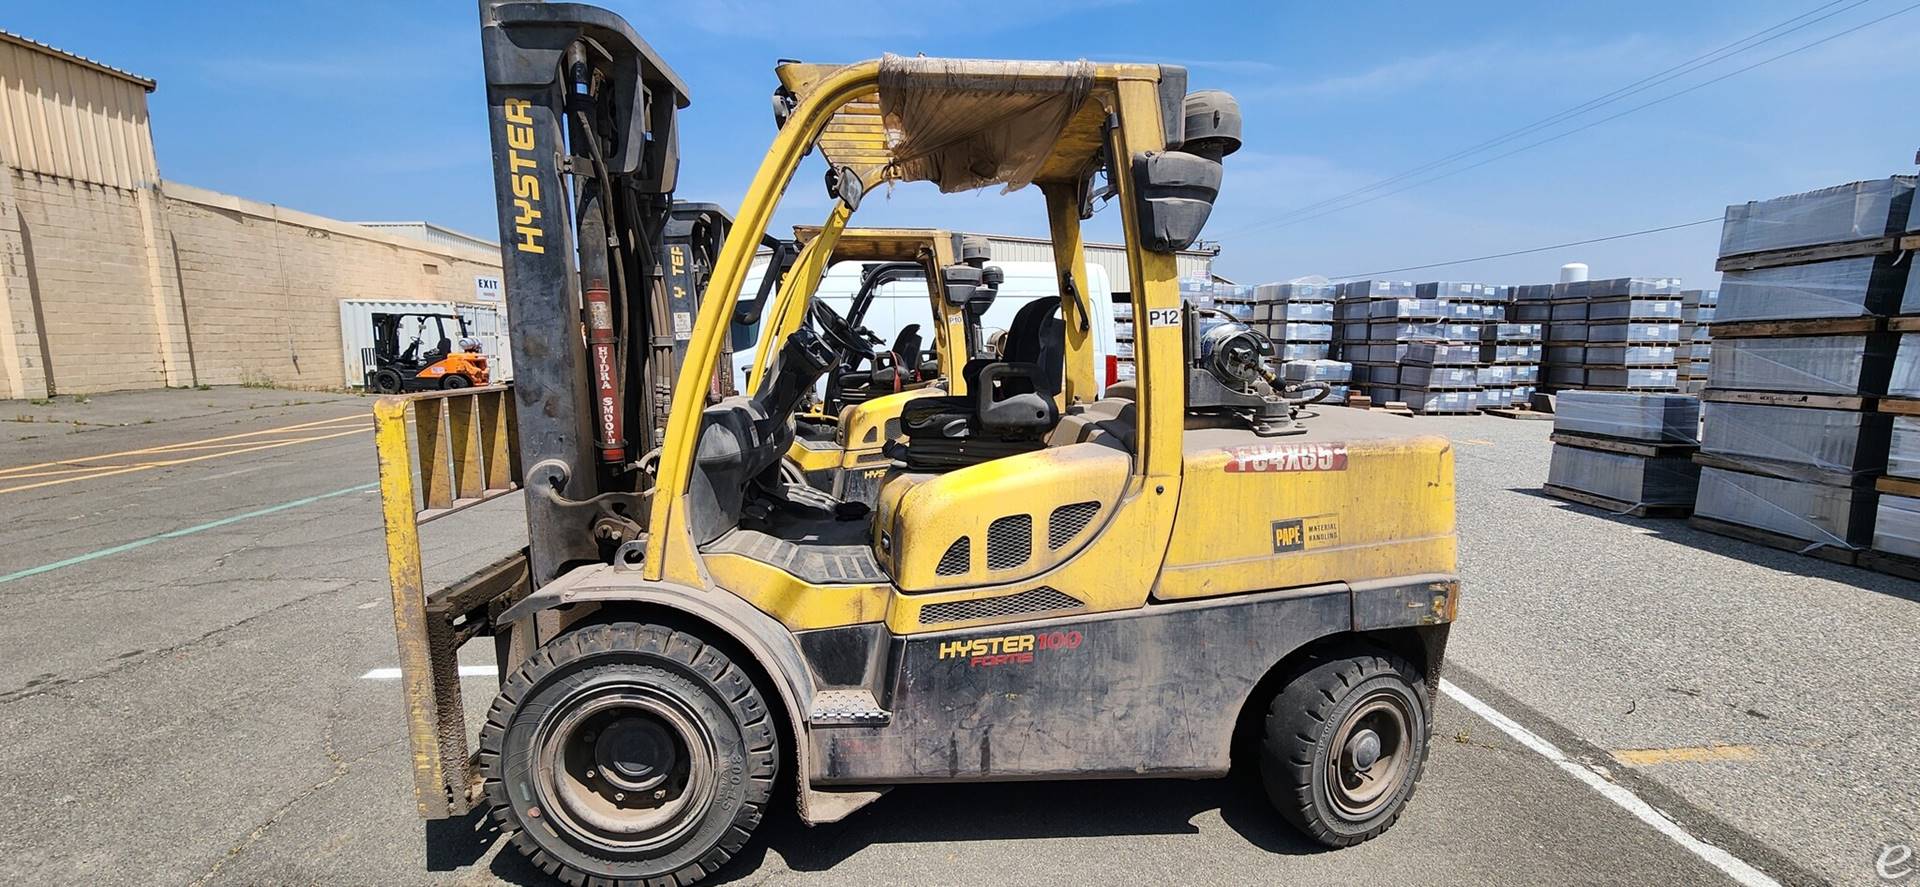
[{"xmin": 584, "ymin": 283, "xmax": 626, "ymax": 464}]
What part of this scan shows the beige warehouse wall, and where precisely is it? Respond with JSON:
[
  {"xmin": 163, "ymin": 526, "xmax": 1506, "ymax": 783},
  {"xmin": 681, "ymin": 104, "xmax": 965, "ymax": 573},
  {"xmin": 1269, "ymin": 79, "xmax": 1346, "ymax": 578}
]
[
  {"xmin": 0, "ymin": 174, "xmax": 504, "ymax": 398},
  {"xmin": 0, "ymin": 36, "xmax": 508, "ymax": 398},
  {"xmin": 7, "ymin": 172, "xmax": 172, "ymax": 393},
  {"xmin": 160, "ymin": 183, "xmax": 502, "ymax": 390}
]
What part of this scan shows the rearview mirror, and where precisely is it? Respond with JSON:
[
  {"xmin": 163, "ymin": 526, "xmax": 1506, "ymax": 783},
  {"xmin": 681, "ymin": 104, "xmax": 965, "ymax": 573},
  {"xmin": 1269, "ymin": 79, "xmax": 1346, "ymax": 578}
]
[
  {"xmin": 941, "ymin": 264, "xmax": 1001, "ymax": 319},
  {"xmin": 826, "ymin": 165, "xmax": 866, "ymax": 212},
  {"xmin": 1130, "ymin": 150, "xmax": 1221, "ymax": 251}
]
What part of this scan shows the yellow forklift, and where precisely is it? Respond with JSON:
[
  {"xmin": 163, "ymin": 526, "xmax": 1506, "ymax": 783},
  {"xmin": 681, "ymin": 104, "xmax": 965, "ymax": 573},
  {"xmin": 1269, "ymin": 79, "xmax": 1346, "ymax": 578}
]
[
  {"xmin": 760, "ymin": 225, "xmax": 1026, "ymax": 503},
  {"xmin": 375, "ymin": 6, "xmax": 1459, "ymax": 884}
]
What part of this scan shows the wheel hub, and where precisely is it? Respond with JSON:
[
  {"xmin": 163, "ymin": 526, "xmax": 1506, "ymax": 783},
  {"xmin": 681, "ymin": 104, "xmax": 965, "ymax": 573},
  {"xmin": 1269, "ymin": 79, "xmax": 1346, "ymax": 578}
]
[
  {"xmin": 531, "ymin": 682, "xmax": 719, "ymax": 854},
  {"xmin": 1326, "ymin": 690, "xmax": 1414, "ymax": 821},
  {"xmin": 595, "ymin": 717, "xmax": 676, "ymax": 792},
  {"xmin": 1344, "ymin": 728, "xmax": 1382, "ymax": 772}
]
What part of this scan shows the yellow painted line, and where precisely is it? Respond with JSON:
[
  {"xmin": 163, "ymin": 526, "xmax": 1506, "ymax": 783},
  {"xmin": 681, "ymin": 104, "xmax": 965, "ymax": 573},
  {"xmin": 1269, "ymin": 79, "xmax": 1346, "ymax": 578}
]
[
  {"xmin": 1612, "ymin": 745, "xmax": 1759, "ymax": 767},
  {"xmin": 0, "ymin": 463, "xmax": 124, "ymax": 480},
  {"xmin": 1460, "ymin": 438, "xmax": 1495, "ymax": 446},
  {"xmin": 0, "ymin": 434, "xmax": 352, "ymax": 480},
  {"xmin": 0, "ymin": 413, "xmax": 367, "ymax": 478},
  {"xmin": 0, "ymin": 427, "xmax": 372, "ymax": 495}
]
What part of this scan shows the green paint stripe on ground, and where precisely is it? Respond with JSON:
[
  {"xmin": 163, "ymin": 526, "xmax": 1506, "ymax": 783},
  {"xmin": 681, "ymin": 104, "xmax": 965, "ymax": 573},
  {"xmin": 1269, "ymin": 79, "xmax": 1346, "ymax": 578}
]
[{"xmin": 0, "ymin": 483, "xmax": 376, "ymax": 585}]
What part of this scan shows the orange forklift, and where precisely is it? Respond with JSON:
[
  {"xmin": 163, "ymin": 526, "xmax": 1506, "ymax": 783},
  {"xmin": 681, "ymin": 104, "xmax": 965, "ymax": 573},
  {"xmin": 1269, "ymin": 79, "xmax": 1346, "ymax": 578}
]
[{"xmin": 363, "ymin": 311, "xmax": 491, "ymax": 393}]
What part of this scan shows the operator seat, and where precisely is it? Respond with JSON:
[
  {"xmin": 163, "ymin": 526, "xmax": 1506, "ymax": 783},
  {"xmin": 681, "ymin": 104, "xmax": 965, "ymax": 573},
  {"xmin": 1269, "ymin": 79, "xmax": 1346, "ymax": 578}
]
[
  {"xmin": 896, "ymin": 297, "xmax": 1065, "ymax": 471},
  {"xmin": 889, "ymin": 324, "xmax": 924, "ymax": 384},
  {"xmin": 836, "ymin": 322, "xmax": 924, "ymax": 405}
]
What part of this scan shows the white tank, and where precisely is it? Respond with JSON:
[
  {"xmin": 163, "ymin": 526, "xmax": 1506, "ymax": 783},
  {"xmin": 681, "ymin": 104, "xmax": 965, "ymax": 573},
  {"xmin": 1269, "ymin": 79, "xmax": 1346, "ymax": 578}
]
[{"xmin": 1559, "ymin": 262, "xmax": 1589, "ymax": 283}]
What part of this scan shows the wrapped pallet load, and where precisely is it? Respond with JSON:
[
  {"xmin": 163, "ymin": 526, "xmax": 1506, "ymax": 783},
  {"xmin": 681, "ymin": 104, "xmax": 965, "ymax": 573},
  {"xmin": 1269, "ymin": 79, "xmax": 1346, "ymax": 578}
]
[
  {"xmin": 1544, "ymin": 391, "xmax": 1701, "ymax": 516},
  {"xmin": 1692, "ymin": 177, "xmax": 1916, "ymax": 562},
  {"xmin": 1678, "ymin": 289, "xmax": 1717, "ymax": 395},
  {"xmin": 1257, "ymin": 282, "xmax": 1347, "ymax": 402},
  {"xmin": 1867, "ymin": 332, "xmax": 1920, "ymax": 571},
  {"xmin": 1582, "ymin": 278, "xmax": 1684, "ymax": 392}
]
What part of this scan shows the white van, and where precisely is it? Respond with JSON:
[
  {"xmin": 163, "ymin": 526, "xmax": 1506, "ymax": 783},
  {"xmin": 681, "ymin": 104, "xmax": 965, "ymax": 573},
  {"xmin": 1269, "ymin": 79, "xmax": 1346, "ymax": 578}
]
[{"xmin": 732, "ymin": 259, "xmax": 1120, "ymax": 396}]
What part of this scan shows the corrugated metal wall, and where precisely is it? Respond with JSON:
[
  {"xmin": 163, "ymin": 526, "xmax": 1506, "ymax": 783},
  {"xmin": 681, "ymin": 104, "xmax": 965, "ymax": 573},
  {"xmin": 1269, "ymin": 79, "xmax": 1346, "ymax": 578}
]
[
  {"xmin": 0, "ymin": 33, "xmax": 159, "ymax": 189},
  {"xmin": 981, "ymin": 234, "xmax": 1214, "ymax": 293},
  {"xmin": 356, "ymin": 221, "xmax": 500, "ymax": 255}
]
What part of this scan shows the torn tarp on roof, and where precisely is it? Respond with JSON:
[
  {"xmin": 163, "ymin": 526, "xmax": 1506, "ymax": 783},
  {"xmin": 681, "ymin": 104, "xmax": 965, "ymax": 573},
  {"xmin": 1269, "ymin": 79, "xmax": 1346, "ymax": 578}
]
[{"xmin": 876, "ymin": 54, "xmax": 1095, "ymax": 194}]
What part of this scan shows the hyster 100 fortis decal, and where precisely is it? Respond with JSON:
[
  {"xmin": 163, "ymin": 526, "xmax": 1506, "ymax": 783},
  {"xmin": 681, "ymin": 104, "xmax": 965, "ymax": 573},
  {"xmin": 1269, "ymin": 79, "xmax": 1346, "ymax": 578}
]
[
  {"xmin": 937, "ymin": 630, "xmax": 1084, "ymax": 668},
  {"xmin": 1225, "ymin": 442, "xmax": 1348, "ymax": 473}
]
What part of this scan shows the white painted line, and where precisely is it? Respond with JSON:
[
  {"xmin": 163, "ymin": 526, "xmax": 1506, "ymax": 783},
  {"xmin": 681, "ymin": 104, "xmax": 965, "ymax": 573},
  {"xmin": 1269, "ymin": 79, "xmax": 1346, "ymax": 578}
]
[
  {"xmin": 360, "ymin": 666, "xmax": 497, "ymax": 680},
  {"xmin": 1440, "ymin": 680, "xmax": 1780, "ymax": 887}
]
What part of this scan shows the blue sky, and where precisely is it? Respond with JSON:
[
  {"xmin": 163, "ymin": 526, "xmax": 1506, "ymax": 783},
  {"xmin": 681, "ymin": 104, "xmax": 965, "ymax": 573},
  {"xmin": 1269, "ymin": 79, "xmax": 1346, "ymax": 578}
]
[{"xmin": 11, "ymin": 0, "xmax": 1920, "ymax": 290}]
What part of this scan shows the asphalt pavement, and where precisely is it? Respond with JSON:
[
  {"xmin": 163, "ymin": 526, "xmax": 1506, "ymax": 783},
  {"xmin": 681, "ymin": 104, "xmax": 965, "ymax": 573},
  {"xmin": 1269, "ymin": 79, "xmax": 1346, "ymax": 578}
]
[{"xmin": 0, "ymin": 388, "xmax": 1909, "ymax": 886}]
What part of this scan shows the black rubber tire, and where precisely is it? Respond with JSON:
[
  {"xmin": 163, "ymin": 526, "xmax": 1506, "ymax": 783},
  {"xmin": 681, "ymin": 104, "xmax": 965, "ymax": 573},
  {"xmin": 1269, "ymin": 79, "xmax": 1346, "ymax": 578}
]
[
  {"xmin": 369, "ymin": 368, "xmax": 404, "ymax": 394},
  {"xmin": 478, "ymin": 622, "xmax": 779, "ymax": 887},
  {"xmin": 440, "ymin": 374, "xmax": 471, "ymax": 390},
  {"xmin": 1259, "ymin": 648, "xmax": 1428, "ymax": 847}
]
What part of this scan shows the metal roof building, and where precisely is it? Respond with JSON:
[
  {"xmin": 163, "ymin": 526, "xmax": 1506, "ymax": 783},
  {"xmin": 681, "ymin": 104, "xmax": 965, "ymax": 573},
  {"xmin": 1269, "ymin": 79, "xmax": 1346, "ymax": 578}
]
[
  {"xmin": 0, "ymin": 29, "xmax": 160, "ymax": 190},
  {"xmin": 980, "ymin": 233, "xmax": 1218, "ymax": 292},
  {"xmin": 354, "ymin": 221, "xmax": 502, "ymax": 255}
]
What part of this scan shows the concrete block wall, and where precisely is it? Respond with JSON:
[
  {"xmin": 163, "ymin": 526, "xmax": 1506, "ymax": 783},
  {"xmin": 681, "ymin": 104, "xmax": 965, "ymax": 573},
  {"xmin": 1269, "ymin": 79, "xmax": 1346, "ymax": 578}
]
[
  {"xmin": 6, "ymin": 172, "xmax": 173, "ymax": 393},
  {"xmin": 164, "ymin": 185, "xmax": 502, "ymax": 390},
  {"xmin": 0, "ymin": 173, "xmax": 503, "ymax": 398}
]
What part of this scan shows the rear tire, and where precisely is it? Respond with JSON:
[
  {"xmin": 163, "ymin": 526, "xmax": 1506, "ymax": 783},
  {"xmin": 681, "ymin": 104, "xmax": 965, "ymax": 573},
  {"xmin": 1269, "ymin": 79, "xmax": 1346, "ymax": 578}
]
[
  {"xmin": 479, "ymin": 622, "xmax": 778, "ymax": 886},
  {"xmin": 369, "ymin": 368, "xmax": 404, "ymax": 394},
  {"xmin": 1260, "ymin": 648, "xmax": 1428, "ymax": 847},
  {"xmin": 441, "ymin": 374, "xmax": 471, "ymax": 390}
]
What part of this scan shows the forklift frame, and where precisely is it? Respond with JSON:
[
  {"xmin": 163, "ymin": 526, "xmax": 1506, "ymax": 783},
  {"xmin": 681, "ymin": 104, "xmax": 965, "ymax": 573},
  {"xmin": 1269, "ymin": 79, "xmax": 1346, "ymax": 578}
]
[{"xmin": 379, "ymin": 10, "xmax": 1457, "ymax": 881}]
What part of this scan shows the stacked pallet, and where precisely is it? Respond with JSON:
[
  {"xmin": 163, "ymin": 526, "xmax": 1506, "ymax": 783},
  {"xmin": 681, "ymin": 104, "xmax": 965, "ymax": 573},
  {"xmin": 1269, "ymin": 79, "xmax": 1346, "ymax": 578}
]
[
  {"xmin": 1590, "ymin": 279, "xmax": 1684, "ymax": 391},
  {"xmin": 1333, "ymin": 280, "xmax": 1513, "ymax": 414},
  {"xmin": 1690, "ymin": 177, "xmax": 1917, "ymax": 560},
  {"xmin": 1210, "ymin": 281, "xmax": 1254, "ymax": 324},
  {"xmin": 1283, "ymin": 359, "xmax": 1352, "ymax": 405},
  {"xmin": 1424, "ymin": 282, "xmax": 1512, "ymax": 411},
  {"xmin": 1114, "ymin": 294, "xmax": 1136, "ymax": 382},
  {"xmin": 1865, "ymin": 268, "xmax": 1920, "ymax": 577},
  {"xmin": 1678, "ymin": 289, "xmax": 1718, "ymax": 394},
  {"xmin": 1538, "ymin": 282, "xmax": 1583, "ymax": 392},
  {"xmin": 1544, "ymin": 391, "xmax": 1701, "ymax": 516},
  {"xmin": 1334, "ymin": 280, "xmax": 1418, "ymax": 407},
  {"xmin": 1252, "ymin": 282, "xmax": 1338, "ymax": 362},
  {"xmin": 1480, "ymin": 321, "xmax": 1542, "ymax": 408}
]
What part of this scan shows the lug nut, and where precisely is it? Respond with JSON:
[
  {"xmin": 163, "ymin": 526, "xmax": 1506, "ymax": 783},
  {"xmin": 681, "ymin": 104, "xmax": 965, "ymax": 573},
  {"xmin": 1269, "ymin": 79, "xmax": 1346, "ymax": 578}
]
[
  {"xmin": 614, "ymin": 792, "xmax": 625, "ymax": 801},
  {"xmin": 653, "ymin": 789, "xmax": 666, "ymax": 799}
]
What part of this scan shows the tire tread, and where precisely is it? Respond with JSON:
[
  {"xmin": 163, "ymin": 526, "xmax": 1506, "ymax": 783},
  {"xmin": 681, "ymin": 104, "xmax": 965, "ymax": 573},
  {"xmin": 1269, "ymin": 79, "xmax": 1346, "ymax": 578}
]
[
  {"xmin": 1258, "ymin": 648, "xmax": 1429, "ymax": 847},
  {"xmin": 477, "ymin": 622, "xmax": 778, "ymax": 887}
]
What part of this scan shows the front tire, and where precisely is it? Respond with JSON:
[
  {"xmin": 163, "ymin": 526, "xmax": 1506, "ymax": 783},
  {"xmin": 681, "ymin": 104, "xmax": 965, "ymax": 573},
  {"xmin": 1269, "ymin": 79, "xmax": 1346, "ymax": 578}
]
[
  {"xmin": 479, "ymin": 622, "xmax": 778, "ymax": 886},
  {"xmin": 1260, "ymin": 648, "xmax": 1429, "ymax": 846}
]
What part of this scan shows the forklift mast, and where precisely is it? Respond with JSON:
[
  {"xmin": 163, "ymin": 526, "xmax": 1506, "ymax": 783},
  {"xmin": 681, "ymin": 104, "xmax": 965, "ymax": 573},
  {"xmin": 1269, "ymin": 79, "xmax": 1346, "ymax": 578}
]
[
  {"xmin": 661, "ymin": 203, "xmax": 737, "ymax": 406},
  {"xmin": 477, "ymin": 0, "xmax": 691, "ymax": 586}
]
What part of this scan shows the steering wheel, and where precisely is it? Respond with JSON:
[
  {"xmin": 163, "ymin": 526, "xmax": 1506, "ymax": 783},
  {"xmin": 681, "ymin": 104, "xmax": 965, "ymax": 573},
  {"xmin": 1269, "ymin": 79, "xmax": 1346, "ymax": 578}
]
[{"xmin": 807, "ymin": 298, "xmax": 873, "ymax": 361}]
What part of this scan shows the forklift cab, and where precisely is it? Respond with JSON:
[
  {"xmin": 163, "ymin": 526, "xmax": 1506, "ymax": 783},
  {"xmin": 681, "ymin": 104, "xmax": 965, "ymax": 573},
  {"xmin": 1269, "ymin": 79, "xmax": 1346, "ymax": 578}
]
[
  {"xmin": 365, "ymin": 311, "xmax": 488, "ymax": 393},
  {"xmin": 399, "ymin": 25, "xmax": 1459, "ymax": 886},
  {"xmin": 746, "ymin": 226, "xmax": 992, "ymax": 501}
]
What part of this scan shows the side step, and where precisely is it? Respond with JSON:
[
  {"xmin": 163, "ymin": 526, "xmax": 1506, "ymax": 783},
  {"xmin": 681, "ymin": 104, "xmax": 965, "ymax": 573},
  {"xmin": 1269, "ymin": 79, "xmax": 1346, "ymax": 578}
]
[{"xmin": 809, "ymin": 689, "xmax": 891, "ymax": 727}]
